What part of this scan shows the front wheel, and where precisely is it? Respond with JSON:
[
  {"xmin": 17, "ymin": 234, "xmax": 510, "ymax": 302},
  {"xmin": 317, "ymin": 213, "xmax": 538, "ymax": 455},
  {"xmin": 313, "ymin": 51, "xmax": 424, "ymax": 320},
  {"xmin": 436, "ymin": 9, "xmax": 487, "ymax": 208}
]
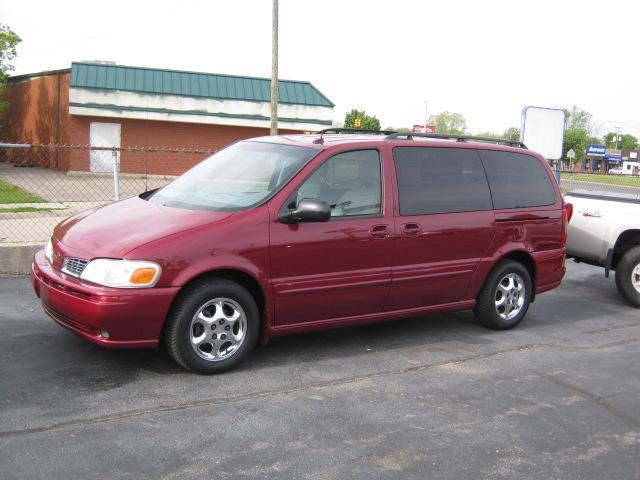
[
  {"xmin": 614, "ymin": 246, "xmax": 640, "ymax": 308},
  {"xmin": 164, "ymin": 279, "xmax": 259, "ymax": 373},
  {"xmin": 474, "ymin": 260, "xmax": 532, "ymax": 330}
]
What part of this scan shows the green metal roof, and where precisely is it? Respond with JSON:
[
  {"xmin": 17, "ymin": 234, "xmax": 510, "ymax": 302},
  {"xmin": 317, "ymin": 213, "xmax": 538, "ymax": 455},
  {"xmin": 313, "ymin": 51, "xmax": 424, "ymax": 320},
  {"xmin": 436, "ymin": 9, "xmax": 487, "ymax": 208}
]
[{"xmin": 70, "ymin": 62, "xmax": 334, "ymax": 107}]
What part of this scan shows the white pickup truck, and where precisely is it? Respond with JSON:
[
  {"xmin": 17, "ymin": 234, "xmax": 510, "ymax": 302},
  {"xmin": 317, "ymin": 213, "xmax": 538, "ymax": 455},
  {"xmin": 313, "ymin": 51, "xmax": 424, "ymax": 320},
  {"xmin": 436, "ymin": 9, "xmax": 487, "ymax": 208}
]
[{"xmin": 565, "ymin": 190, "xmax": 640, "ymax": 307}]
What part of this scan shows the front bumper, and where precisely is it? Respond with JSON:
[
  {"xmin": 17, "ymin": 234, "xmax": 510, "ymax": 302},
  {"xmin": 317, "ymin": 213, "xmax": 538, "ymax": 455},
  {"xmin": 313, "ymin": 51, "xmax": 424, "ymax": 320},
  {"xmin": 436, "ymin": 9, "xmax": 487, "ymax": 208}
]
[{"xmin": 31, "ymin": 250, "xmax": 180, "ymax": 348}]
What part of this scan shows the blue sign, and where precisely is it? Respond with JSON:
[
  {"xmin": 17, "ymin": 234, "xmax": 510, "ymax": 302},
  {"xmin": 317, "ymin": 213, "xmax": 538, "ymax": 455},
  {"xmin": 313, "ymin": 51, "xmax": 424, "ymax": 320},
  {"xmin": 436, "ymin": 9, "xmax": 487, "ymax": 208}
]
[
  {"xmin": 586, "ymin": 144, "xmax": 606, "ymax": 156},
  {"xmin": 605, "ymin": 155, "xmax": 622, "ymax": 162}
]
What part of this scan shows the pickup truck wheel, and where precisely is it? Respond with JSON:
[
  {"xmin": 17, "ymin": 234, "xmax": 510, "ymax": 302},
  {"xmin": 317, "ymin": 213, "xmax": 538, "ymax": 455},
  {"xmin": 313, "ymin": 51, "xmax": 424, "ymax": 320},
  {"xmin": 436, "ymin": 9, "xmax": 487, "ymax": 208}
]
[
  {"xmin": 474, "ymin": 260, "xmax": 532, "ymax": 330},
  {"xmin": 164, "ymin": 279, "xmax": 259, "ymax": 374},
  {"xmin": 614, "ymin": 246, "xmax": 640, "ymax": 308}
]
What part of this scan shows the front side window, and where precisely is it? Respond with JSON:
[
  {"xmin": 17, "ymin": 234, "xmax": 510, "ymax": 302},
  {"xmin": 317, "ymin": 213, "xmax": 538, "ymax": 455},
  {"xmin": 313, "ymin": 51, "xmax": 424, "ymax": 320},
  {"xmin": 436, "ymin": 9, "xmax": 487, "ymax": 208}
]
[
  {"xmin": 393, "ymin": 147, "xmax": 492, "ymax": 216},
  {"xmin": 294, "ymin": 149, "xmax": 381, "ymax": 217},
  {"xmin": 478, "ymin": 150, "xmax": 556, "ymax": 209},
  {"xmin": 148, "ymin": 141, "xmax": 317, "ymax": 211}
]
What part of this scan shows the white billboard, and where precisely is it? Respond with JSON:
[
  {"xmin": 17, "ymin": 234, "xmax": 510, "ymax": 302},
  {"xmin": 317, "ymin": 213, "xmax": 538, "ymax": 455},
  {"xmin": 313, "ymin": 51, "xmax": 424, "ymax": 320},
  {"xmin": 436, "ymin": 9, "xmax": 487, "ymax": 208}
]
[{"xmin": 521, "ymin": 106, "xmax": 566, "ymax": 160}]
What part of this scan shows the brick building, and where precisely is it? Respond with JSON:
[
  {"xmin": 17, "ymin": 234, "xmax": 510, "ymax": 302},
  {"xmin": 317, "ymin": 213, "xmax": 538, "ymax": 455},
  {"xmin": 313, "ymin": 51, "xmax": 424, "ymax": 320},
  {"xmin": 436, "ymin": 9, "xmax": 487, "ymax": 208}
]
[{"xmin": 0, "ymin": 62, "xmax": 334, "ymax": 175}]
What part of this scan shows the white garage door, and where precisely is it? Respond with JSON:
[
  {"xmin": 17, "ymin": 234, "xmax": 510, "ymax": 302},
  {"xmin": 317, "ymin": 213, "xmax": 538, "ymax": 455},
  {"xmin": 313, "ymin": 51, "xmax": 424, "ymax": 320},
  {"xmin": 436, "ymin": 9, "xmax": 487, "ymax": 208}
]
[{"xmin": 89, "ymin": 122, "xmax": 121, "ymax": 173}]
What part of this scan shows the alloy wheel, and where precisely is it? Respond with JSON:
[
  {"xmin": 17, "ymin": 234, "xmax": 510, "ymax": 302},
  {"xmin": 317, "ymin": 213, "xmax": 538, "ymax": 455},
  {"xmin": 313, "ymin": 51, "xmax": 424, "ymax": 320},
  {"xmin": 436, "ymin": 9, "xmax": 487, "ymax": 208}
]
[
  {"xmin": 494, "ymin": 273, "xmax": 526, "ymax": 321},
  {"xmin": 189, "ymin": 298, "xmax": 247, "ymax": 361}
]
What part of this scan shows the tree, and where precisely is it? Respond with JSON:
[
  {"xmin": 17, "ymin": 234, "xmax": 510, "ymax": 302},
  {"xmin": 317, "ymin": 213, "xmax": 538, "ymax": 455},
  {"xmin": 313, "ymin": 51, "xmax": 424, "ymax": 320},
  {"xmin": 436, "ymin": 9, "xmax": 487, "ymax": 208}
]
[
  {"xmin": 564, "ymin": 106, "xmax": 592, "ymax": 130},
  {"xmin": 563, "ymin": 126, "xmax": 589, "ymax": 165},
  {"xmin": 562, "ymin": 106, "xmax": 597, "ymax": 162},
  {"xmin": 0, "ymin": 25, "xmax": 21, "ymax": 113},
  {"xmin": 603, "ymin": 132, "xmax": 638, "ymax": 150},
  {"xmin": 428, "ymin": 111, "xmax": 466, "ymax": 134},
  {"xmin": 343, "ymin": 109, "xmax": 380, "ymax": 130},
  {"xmin": 475, "ymin": 131, "xmax": 500, "ymax": 138},
  {"xmin": 384, "ymin": 126, "xmax": 411, "ymax": 133},
  {"xmin": 503, "ymin": 127, "xmax": 521, "ymax": 141}
]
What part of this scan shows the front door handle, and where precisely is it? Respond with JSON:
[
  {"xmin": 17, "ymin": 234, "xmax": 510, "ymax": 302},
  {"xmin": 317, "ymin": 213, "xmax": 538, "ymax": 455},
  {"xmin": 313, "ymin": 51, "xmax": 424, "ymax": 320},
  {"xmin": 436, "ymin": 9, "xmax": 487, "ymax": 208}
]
[
  {"xmin": 369, "ymin": 224, "xmax": 390, "ymax": 239},
  {"xmin": 401, "ymin": 222, "xmax": 422, "ymax": 237}
]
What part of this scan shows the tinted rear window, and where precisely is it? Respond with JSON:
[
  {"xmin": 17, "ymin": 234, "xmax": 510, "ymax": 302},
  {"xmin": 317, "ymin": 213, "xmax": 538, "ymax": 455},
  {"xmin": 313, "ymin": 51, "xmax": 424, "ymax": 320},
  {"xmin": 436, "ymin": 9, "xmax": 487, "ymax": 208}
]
[
  {"xmin": 393, "ymin": 147, "xmax": 493, "ymax": 215},
  {"xmin": 478, "ymin": 150, "xmax": 556, "ymax": 209}
]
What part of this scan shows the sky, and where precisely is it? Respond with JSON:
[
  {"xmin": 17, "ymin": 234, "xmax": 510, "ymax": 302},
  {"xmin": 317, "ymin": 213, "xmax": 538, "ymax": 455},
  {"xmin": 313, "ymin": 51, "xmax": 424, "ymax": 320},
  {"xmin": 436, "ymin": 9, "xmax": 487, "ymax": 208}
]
[{"xmin": 3, "ymin": 0, "xmax": 640, "ymax": 137}]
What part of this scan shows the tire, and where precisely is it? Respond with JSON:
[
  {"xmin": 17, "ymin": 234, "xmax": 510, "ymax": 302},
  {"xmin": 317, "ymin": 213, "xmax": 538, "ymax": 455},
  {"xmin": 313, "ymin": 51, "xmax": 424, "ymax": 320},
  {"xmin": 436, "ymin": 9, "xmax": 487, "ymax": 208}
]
[
  {"xmin": 164, "ymin": 279, "xmax": 260, "ymax": 374},
  {"xmin": 474, "ymin": 260, "xmax": 532, "ymax": 330},
  {"xmin": 614, "ymin": 246, "xmax": 640, "ymax": 308}
]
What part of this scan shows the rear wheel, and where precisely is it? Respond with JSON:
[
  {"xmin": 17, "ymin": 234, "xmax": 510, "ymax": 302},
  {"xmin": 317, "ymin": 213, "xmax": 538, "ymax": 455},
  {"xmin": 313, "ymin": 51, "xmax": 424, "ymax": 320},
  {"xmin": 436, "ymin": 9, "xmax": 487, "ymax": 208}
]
[
  {"xmin": 164, "ymin": 279, "xmax": 259, "ymax": 373},
  {"xmin": 614, "ymin": 246, "xmax": 640, "ymax": 308},
  {"xmin": 474, "ymin": 260, "xmax": 532, "ymax": 330}
]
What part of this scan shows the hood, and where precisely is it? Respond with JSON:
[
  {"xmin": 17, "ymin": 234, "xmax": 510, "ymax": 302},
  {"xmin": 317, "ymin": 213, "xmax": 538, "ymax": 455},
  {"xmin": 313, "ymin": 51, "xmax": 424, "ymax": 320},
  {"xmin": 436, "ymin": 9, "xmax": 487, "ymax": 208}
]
[{"xmin": 55, "ymin": 196, "xmax": 233, "ymax": 258}]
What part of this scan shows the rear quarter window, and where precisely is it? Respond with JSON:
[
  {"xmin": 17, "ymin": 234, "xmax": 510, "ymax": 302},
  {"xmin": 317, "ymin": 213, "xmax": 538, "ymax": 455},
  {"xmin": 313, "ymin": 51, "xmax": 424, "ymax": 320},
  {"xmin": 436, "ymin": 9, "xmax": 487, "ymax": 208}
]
[{"xmin": 478, "ymin": 150, "xmax": 557, "ymax": 209}]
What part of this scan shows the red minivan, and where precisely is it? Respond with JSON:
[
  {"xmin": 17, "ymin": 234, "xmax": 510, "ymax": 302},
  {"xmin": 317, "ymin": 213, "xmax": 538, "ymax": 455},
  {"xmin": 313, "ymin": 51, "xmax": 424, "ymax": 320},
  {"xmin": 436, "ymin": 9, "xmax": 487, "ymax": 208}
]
[{"xmin": 32, "ymin": 131, "xmax": 569, "ymax": 373}]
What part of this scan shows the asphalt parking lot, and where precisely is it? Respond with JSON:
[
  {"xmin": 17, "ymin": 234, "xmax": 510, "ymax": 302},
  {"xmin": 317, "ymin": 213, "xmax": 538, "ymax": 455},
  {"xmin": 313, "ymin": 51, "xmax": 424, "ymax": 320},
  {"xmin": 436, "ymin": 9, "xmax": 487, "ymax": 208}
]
[{"xmin": 1, "ymin": 262, "xmax": 639, "ymax": 479}]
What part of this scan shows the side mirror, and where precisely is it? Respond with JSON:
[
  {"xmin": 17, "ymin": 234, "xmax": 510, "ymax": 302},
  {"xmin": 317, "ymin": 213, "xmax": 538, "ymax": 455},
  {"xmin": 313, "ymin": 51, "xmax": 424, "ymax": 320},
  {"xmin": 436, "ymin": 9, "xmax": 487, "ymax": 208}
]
[{"xmin": 279, "ymin": 198, "xmax": 331, "ymax": 224}]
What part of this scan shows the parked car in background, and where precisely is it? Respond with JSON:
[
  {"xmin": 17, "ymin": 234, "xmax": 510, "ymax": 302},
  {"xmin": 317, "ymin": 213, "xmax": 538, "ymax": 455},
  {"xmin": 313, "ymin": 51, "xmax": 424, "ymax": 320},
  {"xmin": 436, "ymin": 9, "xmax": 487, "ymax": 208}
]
[
  {"xmin": 32, "ymin": 131, "xmax": 569, "ymax": 373},
  {"xmin": 622, "ymin": 161, "xmax": 640, "ymax": 175},
  {"xmin": 566, "ymin": 190, "xmax": 640, "ymax": 307},
  {"xmin": 608, "ymin": 167, "xmax": 623, "ymax": 175}
]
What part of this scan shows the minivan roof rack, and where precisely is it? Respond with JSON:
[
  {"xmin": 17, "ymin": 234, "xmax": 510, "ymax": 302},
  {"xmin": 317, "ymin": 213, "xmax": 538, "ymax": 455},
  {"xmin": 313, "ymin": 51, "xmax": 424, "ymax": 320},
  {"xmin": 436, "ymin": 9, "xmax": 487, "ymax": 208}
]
[
  {"xmin": 317, "ymin": 128, "xmax": 397, "ymax": 135},
  {"xmin": 385, "ymin": 132, "xmax": 527, "ymax": 149},
  {"xmin": 315, "ymin": 128, "xmax": 397, "ymax": 142}
]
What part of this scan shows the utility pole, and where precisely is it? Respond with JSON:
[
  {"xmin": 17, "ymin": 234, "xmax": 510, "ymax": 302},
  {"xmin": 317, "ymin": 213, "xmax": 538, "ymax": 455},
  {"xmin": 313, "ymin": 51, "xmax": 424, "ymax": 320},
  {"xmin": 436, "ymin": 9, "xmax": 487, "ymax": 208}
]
[
  {"xmin": 270, "ymin": 0, "xmax": 279, "ymax": 135},
  {"xmin": 614, "ymin": 126, "xmax": 622, "ymax": 150},
  {"xmin": 424, "ymin": 100, "xmax": 428, "ymax": 128}
]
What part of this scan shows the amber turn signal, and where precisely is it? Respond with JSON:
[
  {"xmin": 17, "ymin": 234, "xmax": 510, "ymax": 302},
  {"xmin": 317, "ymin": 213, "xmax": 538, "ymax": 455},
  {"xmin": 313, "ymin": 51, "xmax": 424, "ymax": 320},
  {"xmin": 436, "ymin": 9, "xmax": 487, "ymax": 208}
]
[{"xmin": 130, "ymin": 268, "xmax": 158, "ymax": 285}]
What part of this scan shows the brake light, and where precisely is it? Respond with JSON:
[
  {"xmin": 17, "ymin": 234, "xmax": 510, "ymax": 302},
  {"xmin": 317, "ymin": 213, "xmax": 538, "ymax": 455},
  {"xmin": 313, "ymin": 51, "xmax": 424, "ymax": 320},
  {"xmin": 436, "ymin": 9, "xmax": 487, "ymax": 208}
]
[
  {"xmin": 565, "ymin": 202, "xmax": 573, "ymax": 222},
  {"xmin": 561, "ymin": 202, "xmax": 572, "ymax": 247}
]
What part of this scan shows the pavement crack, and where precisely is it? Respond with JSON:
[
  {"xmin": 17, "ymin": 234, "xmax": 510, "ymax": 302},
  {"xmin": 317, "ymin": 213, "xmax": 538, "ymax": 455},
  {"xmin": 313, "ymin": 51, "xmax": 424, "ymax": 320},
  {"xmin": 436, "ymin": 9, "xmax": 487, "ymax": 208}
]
[
  {"xmin": 582, "ymin": 323, "xmax": 640, "ymax": 335},
  {"xmin": 545, "ymin": 337, "xmax": 640, "ymax": 351},
  {"xmin": 591, "ymin": 337, "xmax": 640, "ymax": 349},
  {"xmin": 0, "ymin": 342, "xmax": 551, "ymax": 439},
  {"xmin": 538, "ymin": 372, "xmax": 640, "ymax": 428}
]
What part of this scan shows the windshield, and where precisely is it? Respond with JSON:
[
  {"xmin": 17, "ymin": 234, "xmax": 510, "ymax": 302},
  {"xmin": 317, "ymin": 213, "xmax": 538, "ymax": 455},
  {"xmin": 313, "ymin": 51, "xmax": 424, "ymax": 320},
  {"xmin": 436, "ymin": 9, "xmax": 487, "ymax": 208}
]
[{"xmin": 148, "ymin": 141, "xmax": 317, "ymax": 211}]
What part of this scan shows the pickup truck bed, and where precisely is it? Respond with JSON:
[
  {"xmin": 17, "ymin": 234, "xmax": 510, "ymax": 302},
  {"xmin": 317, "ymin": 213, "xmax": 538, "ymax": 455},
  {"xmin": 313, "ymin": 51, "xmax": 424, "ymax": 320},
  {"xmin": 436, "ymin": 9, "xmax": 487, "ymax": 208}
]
[{"xmin": 565, "ymin": 190, "xmax": 640, "ymax": 307}]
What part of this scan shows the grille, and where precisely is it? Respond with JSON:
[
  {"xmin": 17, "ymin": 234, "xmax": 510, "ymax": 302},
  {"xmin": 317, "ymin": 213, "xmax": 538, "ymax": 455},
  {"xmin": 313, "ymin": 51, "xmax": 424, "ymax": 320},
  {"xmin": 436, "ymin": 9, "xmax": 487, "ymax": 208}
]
[{"xmin": 61, "ymin": 257, "xmax": 89, "ymax": 277}]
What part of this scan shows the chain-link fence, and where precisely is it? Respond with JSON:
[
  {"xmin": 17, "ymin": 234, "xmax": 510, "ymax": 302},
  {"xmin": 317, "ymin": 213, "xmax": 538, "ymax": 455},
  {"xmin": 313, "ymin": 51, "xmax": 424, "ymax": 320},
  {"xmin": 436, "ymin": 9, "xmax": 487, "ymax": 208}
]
[
  {"xmin": 0, "ymin": 143, "xmax": 214, "ymax": 245},
  {"xmin": 4, "ymin": 144, "xmax": 640, "ymax": 246},
  {"xmin": 559, "ymin": 170, "xmax": 640, "ymax": 198}
]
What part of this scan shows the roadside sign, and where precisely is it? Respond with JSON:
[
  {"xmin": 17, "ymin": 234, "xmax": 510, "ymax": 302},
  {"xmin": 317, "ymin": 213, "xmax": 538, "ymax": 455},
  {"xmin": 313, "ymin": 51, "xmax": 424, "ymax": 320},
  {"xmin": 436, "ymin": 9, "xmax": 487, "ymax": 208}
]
[
  {"xmin": 413, "ymin": 125, "xmax": 436, "ymax": 133},
  {"xmin": 521, "ymin": 106, "xmax": 565, "ymax": 160},
  {"xmin": 586, "ymin": 145, "xmax": 606, "ymax": 157},
  {"xmin": 605, "ymin": 149, "xmax": 622, "ymax": 162},
  {"xmin": 567, "ymin": 149, "xmax": 576, "ymax": 160}
]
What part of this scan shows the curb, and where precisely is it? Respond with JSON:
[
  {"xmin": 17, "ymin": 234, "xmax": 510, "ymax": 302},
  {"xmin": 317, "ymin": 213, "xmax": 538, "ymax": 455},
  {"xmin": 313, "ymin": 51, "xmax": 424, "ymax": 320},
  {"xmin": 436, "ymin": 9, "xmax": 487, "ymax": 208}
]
[{"xmin": 0, "ymin": 244, "xmax": 40, "ymax": 275}]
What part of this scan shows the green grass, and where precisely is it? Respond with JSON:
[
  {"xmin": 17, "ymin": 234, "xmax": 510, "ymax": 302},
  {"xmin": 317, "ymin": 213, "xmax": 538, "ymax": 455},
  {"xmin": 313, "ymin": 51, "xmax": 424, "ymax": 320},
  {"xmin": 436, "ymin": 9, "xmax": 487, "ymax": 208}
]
[
  {"xmin": 0, "ymin": 206, "xmax": 64, "ymax": 213},
  {"xmin": 0, "ymin": 179, "xmax": 46, "ymax": 204},
  {"xmin": 560, "ymin": 172, "xmax": 640, "ymax": 187}
]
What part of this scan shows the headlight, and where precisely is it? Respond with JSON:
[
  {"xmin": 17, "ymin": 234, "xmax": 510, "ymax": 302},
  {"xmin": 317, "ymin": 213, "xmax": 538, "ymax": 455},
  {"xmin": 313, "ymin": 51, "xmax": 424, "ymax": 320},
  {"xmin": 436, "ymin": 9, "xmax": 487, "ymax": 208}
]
[
  {"xmin": 80, "ymin": 259, "xmax": 161, "ymax": 288},
  {"xmin": 44, "ymin": 236, "xmax": 54, "ymax": 264}
]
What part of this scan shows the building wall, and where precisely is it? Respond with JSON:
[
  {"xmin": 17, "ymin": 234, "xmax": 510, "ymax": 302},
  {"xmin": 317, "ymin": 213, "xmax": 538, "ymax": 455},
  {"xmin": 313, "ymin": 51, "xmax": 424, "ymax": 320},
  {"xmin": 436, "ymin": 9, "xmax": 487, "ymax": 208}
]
[
  {"xmin": 67, "ymin": 116, "xmax": 299, "ymax": 175},
  {"xmin": 69, "ymin": 87, "xmax": 333, "ymax": 131},
  {"xmin": 1, "ymin": 71, "xmax": 70, "ymax": 144},
  {"xmin": 1, "ymin": 70, "xmax": 308, "ymax": 175},
  {"xmin": 0, "ymin": 71, "xmax": 71, "ymax": 168}
]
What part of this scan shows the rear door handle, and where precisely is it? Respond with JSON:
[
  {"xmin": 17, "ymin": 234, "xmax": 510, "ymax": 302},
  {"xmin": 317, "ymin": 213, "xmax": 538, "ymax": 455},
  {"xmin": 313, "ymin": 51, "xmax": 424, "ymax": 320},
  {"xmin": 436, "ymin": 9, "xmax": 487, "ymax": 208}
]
[
  {"xmin": 401, "ymin": 222, "xmax": 422, "ymax": 237},
  {"xmin": 369, "ymin": 224, "xmax": 390, "ymax": 239}
]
